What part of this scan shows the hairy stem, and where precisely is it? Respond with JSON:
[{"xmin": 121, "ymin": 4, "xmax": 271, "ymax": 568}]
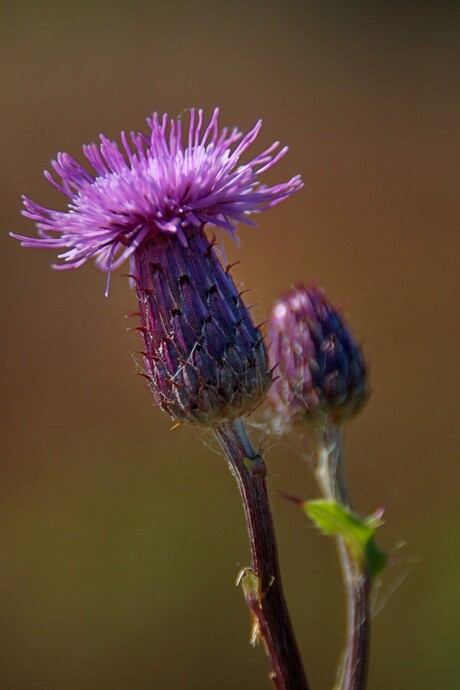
[
  {"xmin": 214, "ymin": 419, "xmax": 309, "ymax": 690},
  {"xmin": 314, "ymin": 426, "xmax": 370, "ymax": 690}
]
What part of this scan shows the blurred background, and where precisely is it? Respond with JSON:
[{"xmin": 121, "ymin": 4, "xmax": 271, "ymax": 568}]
[{"xmin": 1, "ymin": 1, "xmax": 459, "ymax": 688}]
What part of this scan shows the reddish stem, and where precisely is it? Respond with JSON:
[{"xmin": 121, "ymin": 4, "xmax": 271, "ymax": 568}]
[{"xmin": 215, "ymin": 419, "xmax": 309, "ymax": 690}]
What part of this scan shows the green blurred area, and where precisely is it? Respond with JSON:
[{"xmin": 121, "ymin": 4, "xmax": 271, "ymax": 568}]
[{"xmin": 1, "ymin": 1, "xmax": 459, "ymax": 688}]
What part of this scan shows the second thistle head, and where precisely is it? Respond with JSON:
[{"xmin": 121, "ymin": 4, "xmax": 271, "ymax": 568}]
[{"xmin": 268, "ymin": 285, "xmax": 368, "ymax": 428}]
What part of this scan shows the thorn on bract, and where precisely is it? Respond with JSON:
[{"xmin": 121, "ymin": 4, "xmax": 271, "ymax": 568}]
[
  {"xmin": 278, "ymin": 491, "xmax": 304, "ymax": 506},
  {"xmin": 126, "ymin": 326, "xmax": 148, "ymax": 334},
  {"xmin": 226, "ymin": 260, "xmax": 241, "ymax": 274}
]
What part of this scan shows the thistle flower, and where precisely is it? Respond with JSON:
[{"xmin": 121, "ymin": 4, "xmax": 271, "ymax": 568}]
[
  {"xmin": 268, "ymin": 285, "xmax": 368, "ymax": 427},
  {"xmin": 12, "ymin": 108, "xmax": 302, "ymax": 426}
]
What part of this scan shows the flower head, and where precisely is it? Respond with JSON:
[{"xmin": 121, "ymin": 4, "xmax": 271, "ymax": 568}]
[
  {"xmin": 268, "ymin": 285, "xmax": 368, "ymax": 427},
  {"xmin": 13, "ymin": 109, "xmax": 302, "ymax": 427},
  {"xmin": 12, "ymin": 108, "xmax": 302, "ymax": 288}
]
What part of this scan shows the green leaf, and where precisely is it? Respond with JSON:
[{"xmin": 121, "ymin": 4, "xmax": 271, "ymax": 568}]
[{"xmin": 303, "ymin": 499, "xmax": 388, "ymax": 581}]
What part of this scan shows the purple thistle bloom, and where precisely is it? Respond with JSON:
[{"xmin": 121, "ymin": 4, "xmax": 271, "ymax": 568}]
[
  {"xmin": 13, "ymin": 108, "xmax": 302, "ymax": 426},
  {"xmin": 13, "ymin": 108, "xmax": 302, "ymax": 285},
  {"xmin": 268, "ymin": 285, "xmax": 368, "ymax": 427}
]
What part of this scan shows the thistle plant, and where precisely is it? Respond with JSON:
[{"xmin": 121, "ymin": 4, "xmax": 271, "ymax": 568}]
[
  {"xmin": 12, "ymin": 109, "xmax": 308, "ymax": 690},
  {"xmin": 268, "ymin": 285, "xmax": 386, "ymax": 690}
]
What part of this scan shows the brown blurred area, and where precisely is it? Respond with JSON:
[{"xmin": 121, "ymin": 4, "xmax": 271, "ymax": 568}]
[{"xmin": 1, "ymin": 1, "xmax": 459, "ymax": 688}]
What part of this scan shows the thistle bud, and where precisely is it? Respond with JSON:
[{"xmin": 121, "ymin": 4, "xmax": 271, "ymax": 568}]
[
  {"xmin": 268, "ymin": 286, "xmax": 368, "ymax": 427},
  {"xmin": 135, "ymin": 228, "xmax": 270, "ymax": 426}
]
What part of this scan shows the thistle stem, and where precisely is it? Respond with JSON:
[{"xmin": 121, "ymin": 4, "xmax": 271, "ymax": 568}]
[
  {"xmin": 214, "ymin": 419, "xmax": 309, "ymax": 690},
  {"xmin": 313, "ymin": 426, "xmax": 370, "ymax": 690}
]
